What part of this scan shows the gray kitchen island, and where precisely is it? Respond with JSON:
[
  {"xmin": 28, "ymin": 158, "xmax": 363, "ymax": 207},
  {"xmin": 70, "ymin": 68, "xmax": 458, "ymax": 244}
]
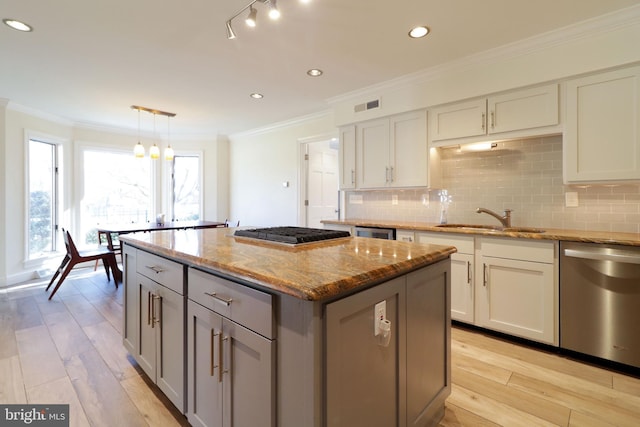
[{"xmin": 120, "ymin": 226, "xmax": 455, "ymax": 427}]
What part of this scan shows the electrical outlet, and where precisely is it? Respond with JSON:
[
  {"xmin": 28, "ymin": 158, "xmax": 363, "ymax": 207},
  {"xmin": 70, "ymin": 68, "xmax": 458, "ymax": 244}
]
[
  {"xmin": 374, "ymin": 300, "xmax": 386, "ymax": 336},
  {"xmin": 565, "ymin": 192, "xmax": 579, "ymax": 207}
]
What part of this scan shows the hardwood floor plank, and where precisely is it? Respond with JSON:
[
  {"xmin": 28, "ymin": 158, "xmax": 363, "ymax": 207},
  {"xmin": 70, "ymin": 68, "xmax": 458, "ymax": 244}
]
[
  {"xmin": 0, "ymin": 300, "xmax": 18, "ymax": 359},
  {"xmin": 439, "ymin": 402, "xmax": 500, "ymax": 427},
  {"xmin": 42, "ymin": 310, "xmax": 95, "ymax": 360},
  {"xmin": 452, "ymin": 327, "xmax": 615, "ymax": 388},
  {"xmin": 82, "ymin": 321, "xmax": 139, "ymax": 381},
  {"xmin": 26, "ymin": 376, "xmax": 90, "ymax": 427},
  {"xmin": 120, "ymin": 374, "xmax": 189, "ymax": 427},
  {"xmin": 65, "ymin": 348, "xmax": 149, "ymax": 427},
  {"xmin": 452, "ymin": 365, "xmax": 571, "ymax": 426},
  {"xmin": 451, "ymin": 338, "xmax": 640, "ymax": 416},
  {"xmin": 447, "ymin": 384, "xmax": 558, "ymax": 427},
  {"xmin": 87, "ymin": 297, "xmax": 123, "ymax": 334},
  {"xmin": 61, "ymin": 294, "xmax": 106, "ymax": 327},
  {"xmin": 15, "ymin": 325, "xmax": 67, "ymax": 389},
  {"xmin": 568, "ymin": 410, "xmax": 618, "ymax": 427},
  {"xmin": 452, "ymin": 351, "xmax": 512, "ymax": 385},
  {"xmin": 508, "ymin": 373, "xmax": 640, "ymax": 427},
  {"xmin": 0, "ymin": 356, "xmax": 27, "ymax": 403},
  {"xmin": 14, "ymin": 296, "xmax": 43, "ymax": 331},
  {"xmin": 612, "ymin": 372, "xmax": 640, "ymax": 395}
]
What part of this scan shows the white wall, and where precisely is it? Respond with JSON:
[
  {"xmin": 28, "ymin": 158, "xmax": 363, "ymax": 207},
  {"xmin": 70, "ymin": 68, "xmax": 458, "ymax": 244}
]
[{"xmin": 228, "ymin": 113, "xmax": 335, "ymax": 227}]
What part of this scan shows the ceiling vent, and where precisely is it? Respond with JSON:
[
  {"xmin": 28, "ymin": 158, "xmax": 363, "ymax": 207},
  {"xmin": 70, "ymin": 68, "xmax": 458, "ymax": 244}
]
[{"xmin": 354, "ymin": 99, "xmax": 380, "ymax": 113}]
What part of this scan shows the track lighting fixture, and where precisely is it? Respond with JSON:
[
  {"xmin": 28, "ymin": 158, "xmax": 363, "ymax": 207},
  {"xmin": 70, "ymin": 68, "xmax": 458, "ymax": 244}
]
[
  {"xmin": 226, "ymin": 0, "xmax": 289, "ymax": 40},
  {"xmin": 245, "ymin": 6, "xmax": 257, "ymax": 27}
]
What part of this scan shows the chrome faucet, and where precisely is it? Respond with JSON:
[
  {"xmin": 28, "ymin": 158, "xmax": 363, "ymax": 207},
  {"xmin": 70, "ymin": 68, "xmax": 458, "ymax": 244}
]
[{"xmin": 476, "ymin": 207, "xmax": 512, "ymax": 228}]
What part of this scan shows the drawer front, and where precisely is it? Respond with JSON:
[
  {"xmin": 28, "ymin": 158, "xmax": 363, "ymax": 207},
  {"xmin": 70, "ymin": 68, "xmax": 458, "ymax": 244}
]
[
  {"xmin": 417, "ymin": 232, "xmax": 474, "ymax": 254},
  {"xmin": 188, "ymin": 268, "xmax": 274, "ymax": 339},
  {"xmin": 478, "ymin": 237, "xmax": 555, "ymax": 263},
  {"xmin": 137, "ymin": 250, "xmax": 185, "ymax": 294}
]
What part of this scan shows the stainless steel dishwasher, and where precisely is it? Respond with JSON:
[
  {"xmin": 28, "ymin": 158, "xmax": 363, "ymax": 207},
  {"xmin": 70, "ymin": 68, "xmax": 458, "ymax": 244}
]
[{"xmin": 560, "ymin": 241, "xmax": 640, "ymax": 368}]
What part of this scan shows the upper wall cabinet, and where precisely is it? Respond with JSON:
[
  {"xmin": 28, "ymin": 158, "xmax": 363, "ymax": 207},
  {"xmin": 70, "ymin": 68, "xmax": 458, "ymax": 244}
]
[
  {"xmin": 564, "ymin": 66, "xmax": 640, "ymax": 183},
  {"xmin": 338, "ymin": 125, "xmax": 356, "ymax": 189},
  {"xmin": 357, "ymin": 110, "xmax": 428, "ymax": 189},
  {"xmin": 429, "ymin": 84, "xmax": 559, "ymax": 146}
]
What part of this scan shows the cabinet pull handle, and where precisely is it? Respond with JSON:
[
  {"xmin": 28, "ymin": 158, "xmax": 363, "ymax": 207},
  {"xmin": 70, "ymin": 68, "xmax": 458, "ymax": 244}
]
[
  {"xmin": 481, "ymin": 112, "xmax": 486, "ymax": 131},
  {"xmin": 385, "ymin": 166, "xmax": 389, "ymax": 183},
  {"xmin": 467, "ymin": 261, "xmax": 472, "ymax": 284},
  {"xmin": 219, "ymin": 334, "xmax": 228, "ymax": 382},
  {"xmin": 389, "ymin": 166, "xmax": 394, "ymax": 183},
  {"xmin": 147, "ymin": 291, "xmax": 152, "ymax": 326},
  {"xmin": 204, "ymin": 292, "xmax": 233, "ymax": 306},
  {"xmin": 351, "ymin": 169, "xmax": 355, "ymax": 184},
  {"xmin": 483, "ymin": 263, "xmax": 488, "ymax": 287},
  {"xmin": 145, "ymin": 265, "xmax": 165, "ymax": 274},
  {"xmin": 490, "ymin": 111, "xmax": 495, "ymax": 129},
  {"xmin": 210, "ymin": 329, "xmax": 220, "ymax": 377},
  {"xmin": 151, "ymin": 294, "xmax": 161, "ymax": 328}
]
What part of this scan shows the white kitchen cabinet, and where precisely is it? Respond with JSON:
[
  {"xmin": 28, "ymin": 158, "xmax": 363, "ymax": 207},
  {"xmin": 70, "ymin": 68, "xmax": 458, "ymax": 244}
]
[
  {"xmin": 187, "ymin": 268, "xmax": 275, "ymax": 427},
  {"xmin": 338, "ymin": 125, "xmax": 356, "ymax": 189},
  {"xmin": 396, "ymin": 229, "xmax": 415, "ymax": 242},
  {"xmin": 564, "ymin": 66, "xmax": 640, "ymax": 183},
  {"xmin": 475, "ymin": 237, "xmax": 557, "ymax": 345},
  {"xmin": 429, "ymin": 84, "xmax": 559, "ymax": 145},
  {"xmin": 356, "ymin": 110, "xmax": 428, "ymax": 189},
  {"xmin": 131, "ymin": 249, "xmax": 186, "ymax": 411},
  {"xmin": 417, "ymin": 232, "xmax": 475, "ymax": 323}
]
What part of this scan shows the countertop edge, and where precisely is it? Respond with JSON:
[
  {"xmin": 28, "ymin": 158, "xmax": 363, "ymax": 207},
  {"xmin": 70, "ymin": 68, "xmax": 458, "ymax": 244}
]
[
  {"xmin": 121, "ymin": 237, "xmax": 456, "ymax": 302},
  {"xmin": 323, "ymin": 219, "xmax": 640, "ymax": 246}
]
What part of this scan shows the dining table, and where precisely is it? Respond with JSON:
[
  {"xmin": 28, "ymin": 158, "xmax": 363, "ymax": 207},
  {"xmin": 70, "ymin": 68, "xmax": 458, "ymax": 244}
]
[{"xmin": 96, "ymin": 220, "xmax": 226, "ymax": 275}]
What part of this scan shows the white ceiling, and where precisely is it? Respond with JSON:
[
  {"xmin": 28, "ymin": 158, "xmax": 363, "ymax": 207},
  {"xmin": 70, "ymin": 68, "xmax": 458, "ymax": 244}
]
[{"xmin": 1, "ymin": 0, "xmax": 639, "ymax": 138}]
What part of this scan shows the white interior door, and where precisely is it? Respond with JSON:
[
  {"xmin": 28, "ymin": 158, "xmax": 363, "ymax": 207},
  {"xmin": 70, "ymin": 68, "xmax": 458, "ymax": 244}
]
[{"xmin": 306, "ymin": 140, "xmax": 339, "ymax": 228}]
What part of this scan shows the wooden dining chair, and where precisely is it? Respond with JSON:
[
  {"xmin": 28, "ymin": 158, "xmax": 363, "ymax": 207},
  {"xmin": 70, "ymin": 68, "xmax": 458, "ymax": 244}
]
[
  {"xmin": 46, "ymin": 228, "xmax": 121, "ymax": 300},
  {"xmin": 224, "ymin": 219, "xmax": 240, "ymax": 227}
]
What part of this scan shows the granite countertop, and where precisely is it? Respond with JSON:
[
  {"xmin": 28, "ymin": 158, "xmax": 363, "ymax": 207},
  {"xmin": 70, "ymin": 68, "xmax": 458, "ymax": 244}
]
[
  {"xmin": 120, "ymin": 227, "xmax": 456, "ymax": 301},
  {"xmin": 323, "ymin": 219, "xmax": 640, "ymax": 246}
]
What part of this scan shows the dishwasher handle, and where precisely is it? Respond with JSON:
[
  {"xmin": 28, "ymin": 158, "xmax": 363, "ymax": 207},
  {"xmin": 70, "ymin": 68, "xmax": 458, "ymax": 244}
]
[{"xmin": 563, "ymin": 247, "xmax": 640, "ymax": 265}]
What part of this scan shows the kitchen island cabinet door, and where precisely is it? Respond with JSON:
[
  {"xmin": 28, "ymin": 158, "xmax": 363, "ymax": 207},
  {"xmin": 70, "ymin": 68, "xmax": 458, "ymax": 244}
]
[
  {"xmin": 187, "ymin": 299, "xmax": 275, "ymax": 427},
  {"xmin": 122, "ymin": 244, "xmax": 138, "ymax": 356},
  {"xmin": 137, "ymin": 273, "xmax": 185, "ymax": 411},
  {"xmin": 187, "ymin": 300, "xmax": 223, "ymax": 427}
]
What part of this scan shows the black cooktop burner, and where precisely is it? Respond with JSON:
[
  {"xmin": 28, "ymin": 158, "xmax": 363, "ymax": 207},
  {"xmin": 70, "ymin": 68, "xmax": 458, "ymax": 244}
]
[{"xmin": 234, "ymin": 226, "xmax": 351, "ymax": 244}]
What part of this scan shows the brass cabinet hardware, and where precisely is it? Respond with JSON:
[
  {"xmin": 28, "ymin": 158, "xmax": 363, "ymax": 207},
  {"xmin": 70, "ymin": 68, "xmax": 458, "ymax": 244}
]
[{"xmin": 204, "ymin": 292, "xmax": 233, "ymax": 306}]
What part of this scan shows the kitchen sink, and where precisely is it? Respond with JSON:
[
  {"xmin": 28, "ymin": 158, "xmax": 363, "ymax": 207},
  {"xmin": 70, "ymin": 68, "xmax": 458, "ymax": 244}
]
[{"xmin": 435, "ymin": 224, "xmax": 545, "ymax": 233}]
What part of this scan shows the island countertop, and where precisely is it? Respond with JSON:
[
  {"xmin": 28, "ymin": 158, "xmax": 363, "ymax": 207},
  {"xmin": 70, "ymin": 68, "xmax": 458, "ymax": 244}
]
[{"xmin": 120, "ymin": 227, "xmax": 456, "ymax": 301}]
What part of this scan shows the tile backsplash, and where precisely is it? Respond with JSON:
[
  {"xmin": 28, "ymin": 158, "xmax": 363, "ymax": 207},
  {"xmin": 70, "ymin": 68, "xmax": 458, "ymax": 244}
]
[{"xmin": 345, "ymin": 135, "xmax": 640, "ymax": 233}]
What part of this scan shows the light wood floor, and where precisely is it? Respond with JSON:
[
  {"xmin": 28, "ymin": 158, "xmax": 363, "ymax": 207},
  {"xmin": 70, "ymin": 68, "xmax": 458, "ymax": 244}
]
[{"xmin": 1, "ymin": 268, "xmax": 639, "ymax": 427}]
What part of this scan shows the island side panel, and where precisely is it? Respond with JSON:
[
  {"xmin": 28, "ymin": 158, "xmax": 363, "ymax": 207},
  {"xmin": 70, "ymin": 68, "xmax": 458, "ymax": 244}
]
[{"xmin": 276, "ymin": 293, "xmax": 325, "ymax": 427}]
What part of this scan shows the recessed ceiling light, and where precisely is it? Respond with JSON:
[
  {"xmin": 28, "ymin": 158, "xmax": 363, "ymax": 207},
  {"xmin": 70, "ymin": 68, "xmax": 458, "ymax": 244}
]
[
  {"xmin": 250, "ymin": 93, "xmax": 264, "ymax": 99},
  {"xmin": 3, "ymin": 18, "xmax": 33, "ymax": 32},
  {"xmin": 408, "ymin": 26, "xmax": 429, "ymax": 38},
  {"xmin": 307, "ymin": 69, "xmax": 323, "ymax": 77}
]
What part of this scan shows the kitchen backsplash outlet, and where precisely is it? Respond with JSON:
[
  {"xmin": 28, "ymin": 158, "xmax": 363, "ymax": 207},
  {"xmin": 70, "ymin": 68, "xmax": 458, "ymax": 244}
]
[{"xmin": 345, "ymin": 135, "xmax": 640, "ymax": 233}]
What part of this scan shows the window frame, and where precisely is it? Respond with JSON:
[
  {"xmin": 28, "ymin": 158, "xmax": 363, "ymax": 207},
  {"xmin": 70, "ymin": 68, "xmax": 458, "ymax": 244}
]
[
  {"xmin": 165, "ymin": 150, "xmax": 203, "ymax": 222},
  {"xmin": 24, "ymin": 132, "xmax": 64, "ymax": 262}
]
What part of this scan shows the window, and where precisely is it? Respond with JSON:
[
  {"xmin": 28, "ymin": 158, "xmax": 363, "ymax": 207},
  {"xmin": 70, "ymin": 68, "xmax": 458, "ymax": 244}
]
[
  {"xmin": 170, "ymin": 154, "xmax": 201, "ymax": 221},
  {"xmin": 27, "ymin": 139, "xmax": 59, "ymax": 259},
  {"xmin": 80, "ymin": 149, "xmax": 153, "ymax": 245}
]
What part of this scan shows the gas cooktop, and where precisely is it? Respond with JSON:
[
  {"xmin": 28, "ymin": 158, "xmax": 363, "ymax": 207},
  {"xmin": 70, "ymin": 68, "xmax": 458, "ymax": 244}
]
[{"xmin": 233, "ymin": 226, "xmax": 351, "ymax": 245}]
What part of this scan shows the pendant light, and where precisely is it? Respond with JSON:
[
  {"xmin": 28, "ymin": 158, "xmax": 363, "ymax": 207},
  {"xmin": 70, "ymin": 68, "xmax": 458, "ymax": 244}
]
[
  {"xmin": 149, "ymin": 113, "xmax": 160, "ymax": 159},
  {"xmin": 165, "ymin": 115, "xmax": 174, "ymax": 161},
  {"xmin": 131, "ymin": 105, "xmax": 177, "ymax": 159},
  {"xmin": 134, "ymin": 108, "xmax": 145, "ymax": 158}
]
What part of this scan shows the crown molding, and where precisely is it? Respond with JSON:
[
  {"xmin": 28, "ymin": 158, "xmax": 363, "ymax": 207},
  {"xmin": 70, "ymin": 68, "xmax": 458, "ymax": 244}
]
[
  {"xmin": 5, "ymin": 101, "xmax": 75, "ymax": 126},
  {"xmin": 229, "ymin": 109, "xmax": 333, "ymax": 138},
  {"xmin": 327, "ymin": 3, "xmax": 640, "ymax": 106}
]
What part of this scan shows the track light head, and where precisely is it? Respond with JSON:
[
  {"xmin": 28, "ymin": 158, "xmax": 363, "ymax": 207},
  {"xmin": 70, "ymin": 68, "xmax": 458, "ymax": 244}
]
[
  {"xmin": 268, "ymin": 0, "xmax": 280, "ymax": 19},
  {"xmin": 226, "ymin": 20, "xmax": 236, "ymax": 39},
  {"xmin": 245, "ymin": 6, "xmax": 257, "ymax": 27}
]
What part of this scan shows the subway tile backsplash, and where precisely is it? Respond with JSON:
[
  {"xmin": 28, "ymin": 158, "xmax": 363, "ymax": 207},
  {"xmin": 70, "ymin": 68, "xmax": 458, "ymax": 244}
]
[{"xmin": 345, "ymin": 135, "xmax": 640, "ymax": 233}]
